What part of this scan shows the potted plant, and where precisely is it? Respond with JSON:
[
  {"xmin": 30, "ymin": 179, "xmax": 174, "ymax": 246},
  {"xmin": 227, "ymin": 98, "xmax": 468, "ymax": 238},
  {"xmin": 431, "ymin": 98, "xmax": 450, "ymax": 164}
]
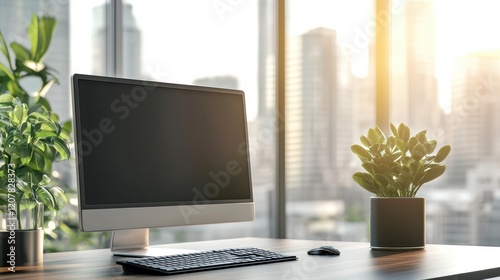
[
  {"xmin": 351, "ymin": 123, "xmax": 451, "ymax": 250},
  {"xmin": 0, "ymin": 15, "xmax": 71, "ymax": 267}
]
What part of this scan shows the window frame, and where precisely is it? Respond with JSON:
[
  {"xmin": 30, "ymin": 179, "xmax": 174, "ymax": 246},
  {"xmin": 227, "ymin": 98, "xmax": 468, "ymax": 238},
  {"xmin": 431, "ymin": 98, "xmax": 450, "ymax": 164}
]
[{"xmin": 106, "ymin": 0, "xmax": 389, "ymax": 239}]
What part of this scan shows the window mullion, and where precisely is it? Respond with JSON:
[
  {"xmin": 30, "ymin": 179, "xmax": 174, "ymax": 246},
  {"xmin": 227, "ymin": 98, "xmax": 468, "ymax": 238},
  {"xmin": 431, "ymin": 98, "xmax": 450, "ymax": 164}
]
[
  {"xmin": 108, "ymin": 0, "xmax": 123, "ymax": 77},
  {"xmin": 375, "ymin": 0, "xmax": 391, "ymax": 133},
  {"xmin": 274, "ymin": 0, "xmax": 286, "ymax": 239}
]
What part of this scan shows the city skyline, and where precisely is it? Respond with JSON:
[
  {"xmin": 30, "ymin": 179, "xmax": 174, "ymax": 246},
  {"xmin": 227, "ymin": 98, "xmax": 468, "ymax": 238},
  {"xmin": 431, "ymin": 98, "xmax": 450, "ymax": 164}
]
[{"xmin": 2, "ymin": 0, "xmax": 500, "ymax": 247}]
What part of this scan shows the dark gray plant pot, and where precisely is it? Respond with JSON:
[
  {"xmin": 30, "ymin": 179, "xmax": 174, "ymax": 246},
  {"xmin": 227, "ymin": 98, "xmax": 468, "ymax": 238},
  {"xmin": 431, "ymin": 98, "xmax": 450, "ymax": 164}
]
[
  {"xmin": 0, "ymin": 229, "xmax": 43, "ymax": 267},
  {"xmin": 370, "ymin": 197, "xmax": 425, "ymax": 250}
]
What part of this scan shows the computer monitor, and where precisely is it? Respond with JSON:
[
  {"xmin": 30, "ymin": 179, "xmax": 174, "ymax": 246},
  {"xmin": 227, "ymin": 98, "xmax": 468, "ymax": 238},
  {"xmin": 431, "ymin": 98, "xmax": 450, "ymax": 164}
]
[{"xmin": 71, "ymin": 74, "xmax": 254, "ymax": 256}]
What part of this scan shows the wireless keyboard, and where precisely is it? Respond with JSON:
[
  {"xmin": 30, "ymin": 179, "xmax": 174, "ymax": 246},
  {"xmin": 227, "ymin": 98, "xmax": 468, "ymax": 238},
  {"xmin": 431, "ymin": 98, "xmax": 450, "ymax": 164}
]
[{"xmin": 117, "ymin": 247, "xmax": 298, "ymax": 275}]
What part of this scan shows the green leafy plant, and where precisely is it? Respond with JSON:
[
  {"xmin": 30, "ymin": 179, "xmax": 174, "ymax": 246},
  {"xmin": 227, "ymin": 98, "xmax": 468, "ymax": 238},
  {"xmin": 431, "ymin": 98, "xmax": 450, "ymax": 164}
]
[
  {"xmin": 351, "ymin": 123, "xmax": 451, "ymax": 197},
  {"xmin": 0, "ymin": 15, "xmax": 71, "ymax": 229},
  {"xmin": 0, "ymin": 15, "xmax": 58, "ymax": 107},
  {"xmin": 0, "ymin": 97, "xmax": 71, "ymax": 228}
]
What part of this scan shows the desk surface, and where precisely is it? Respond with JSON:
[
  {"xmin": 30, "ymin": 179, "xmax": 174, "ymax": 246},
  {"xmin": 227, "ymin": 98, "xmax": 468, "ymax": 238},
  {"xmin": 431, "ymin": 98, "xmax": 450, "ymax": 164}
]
[{"xmin": 3, "ymin": 237, "xmax": 500, "ymax": 279}]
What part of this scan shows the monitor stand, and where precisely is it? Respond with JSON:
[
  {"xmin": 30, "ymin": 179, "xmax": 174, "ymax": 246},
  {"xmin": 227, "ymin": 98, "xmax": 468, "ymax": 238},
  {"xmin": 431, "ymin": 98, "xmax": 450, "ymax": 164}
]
[{"xmin": 110, "ymin": 228, "xmax": 198, "ymax": 257}]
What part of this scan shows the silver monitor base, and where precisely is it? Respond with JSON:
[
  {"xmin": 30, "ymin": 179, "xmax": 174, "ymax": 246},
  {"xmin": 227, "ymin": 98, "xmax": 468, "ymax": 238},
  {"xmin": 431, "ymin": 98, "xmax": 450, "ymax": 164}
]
[{"xmin": 110, "ymin": 228, "xmax": 197, "ymax": 257}]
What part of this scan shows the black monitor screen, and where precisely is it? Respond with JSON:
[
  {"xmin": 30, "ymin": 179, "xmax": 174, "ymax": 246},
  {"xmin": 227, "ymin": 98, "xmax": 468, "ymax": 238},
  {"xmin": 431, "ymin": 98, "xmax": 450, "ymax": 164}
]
[{"xmin": 73, "ymin": 75, "xmax": 252, "ymax": 210}]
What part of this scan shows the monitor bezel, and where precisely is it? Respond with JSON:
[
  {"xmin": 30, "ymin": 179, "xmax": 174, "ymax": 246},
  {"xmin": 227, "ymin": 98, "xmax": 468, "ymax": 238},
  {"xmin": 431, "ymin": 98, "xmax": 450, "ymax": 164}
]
[{"xmin": 71, "ymin": 74, "xmax": 255, "ymax": 232}]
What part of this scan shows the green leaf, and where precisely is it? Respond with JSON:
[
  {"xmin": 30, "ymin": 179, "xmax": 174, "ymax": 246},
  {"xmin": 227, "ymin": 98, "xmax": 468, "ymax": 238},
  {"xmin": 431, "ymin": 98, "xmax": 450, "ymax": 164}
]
[
  {"xmin": 416, "ymin": 130, "xmax": 428, "ymax": 144},
  {"xmin": 35, "ymin": 122, "xmax": 57, "ymax": 132},
  {"xmin": 10, "ymin": 102, "xmax": 28, "ymax": 125},
  {"xmin": 33, "ymin": 96, "xmax": 52, "ymax": 111},
  {"xmin": 395, "ymin": 138, "xmax": 407, "ymax": 153},
  {"xmin": 53, "ymin": 137, "xmax": 70, "ymax": 160},
  {"xmin": 367, "ymin": 128, "xmax": 380, "ymax": 143},
  {"xmin": 62, "ymin": 120, "xmax": 72, "ymax": 133},
  {"xmin": 373, "ymin": 174, "xmax": 389, "ymax": 188},
  {"xmin": 51, "ymin": 186, "xmax": 67, "ymax": 209},
  {"xmin": 36, "ymin": 185, "xmax": 56, "ymax": 211},
  {"xmin": 12, "ymin": 96, "xmax": 23, "ymax": 108},
  {"xmin": 424, "ymin": 140, "xmax": 437, "ymax": 154},
  {"xmin": 408, "ymin": 137, "xmax": 419, "ymax": 153},
  {"xmin": 29, "ymin": 16, "xmax": 57, "ymax": 62},
  {"xmin": 0, "ymin": 93, "xmax": 14, "ymax": 104},
  {"xmin": 28, "ymin": 148, "xmax": 46, "ymax": 171},
  {"xmin": 39, "ymin": 186, "xmax": 66, "ymax": 211},
  {"xmin": 369, "ymin": 143, "xmax": 385, "ymax": 155},
  {"xmin": 0, "ymin": 62, "xmax": 15, "ymax": 80},
  {"xmin": 434, "ymin": 145, "xmax": 451, "ymax": 163},
  {"xmin": 362, "ymin": 162, "xmax": 378, "ymax": 175},
  {"xmin": 20, "ymin": 143, "xmax": 33, "ymax": 165},
  {"xmin": 378, "ymin": 163, "xmax": 392, "ymax": 175},
  {"xmin": 360, "ymin": 135, "xmax": 371, "ymax": 147},
  {"xmin": 40, "ymin": 174, "xmax": 51, "ymax": 185},
  {"xmin": 16, "ymin": 178, "xmax": 31, "ymax": 193},
  {"xmin": 35, "ymin": 130, "xmax": 57, "ymax": 139},
  {"xmin": 0, "ymin": 31, "xmax": 12, "ymax": 70},
  {"xmin": 10, "ymin": 42, "xmax": 31, "ymax": 62},
  {"xmin": 410, "ymin": 160, "xmax": 424, "ymax": 176},
  {"xmin": 418, "ymin": 165, "xmax": 446, "ymax": 186},
  {"xmin": 398, "ymin": 166, "xmax": 412, "ymax": 186},
  {"xmin": 412, "ymin": 171, "xmax": 425, "ymax": 187},
  {"xmin": 20, "ymin": 122, "xmax": 32, "ymax": 139},
  {"xmin": 27, "ymin": 104, "xmax": 44, "ymax": 115},
  {"xmin": 351, "ymin": 144, "xmax": 372, "ymax": 160},
  {"xmin": 398, "ymin": 123, "xmax": 410, "ymax": 143},
  {"xmin": 7, "ymin": 81, "xmax": 28, "ymax": 101},
  {"xmin": 411, "ymin": 143, "xmax": 426, "ymax": 161},
  {"xmin": 374, "ymin": 126, "xmax": 386, "ymax": 143},
  {"xmin": 28, "ymin": 15, "xmax": 40, "ymax": 61},
  {"xmin": 390, "ymin": 123, "xmax": 398, "ymax": 137},
  {"xmin": 59, "ymin": 128, "xmax": 71, "ymax": 141},
  {"xmin": 352, "ymin": 172, "xmax": 377, "ymax": 194}
]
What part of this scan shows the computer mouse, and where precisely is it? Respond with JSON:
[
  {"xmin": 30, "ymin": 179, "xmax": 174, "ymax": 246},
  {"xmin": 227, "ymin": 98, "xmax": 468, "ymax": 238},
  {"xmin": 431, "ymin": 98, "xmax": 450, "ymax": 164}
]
[{"xmin": 307, "ymin": 246, "xmax": 340, "ymax": 256}]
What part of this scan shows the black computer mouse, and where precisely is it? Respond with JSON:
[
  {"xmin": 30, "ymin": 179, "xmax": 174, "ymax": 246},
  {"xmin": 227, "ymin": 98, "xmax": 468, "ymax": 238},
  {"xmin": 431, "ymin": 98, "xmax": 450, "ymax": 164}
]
[{"xmin": 307, "ymin": 246, "xmax": 340, "ymax": 256}]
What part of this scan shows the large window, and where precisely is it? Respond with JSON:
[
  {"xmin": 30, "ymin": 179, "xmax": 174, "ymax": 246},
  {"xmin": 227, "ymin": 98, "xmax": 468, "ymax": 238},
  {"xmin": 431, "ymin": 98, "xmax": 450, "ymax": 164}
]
[
  {"xmin": 285, "ymin": 0, "xmax": 375, "ymax": 241},
  {"xmin": 2, "ymin": 0, "xmax": 500, "ymax": 251},
  {"xmin": 391, "ymin": 0, "xmax": 500, "ymax": 245},
  {"xmin": 119, "ymin": 0, "xmax": 272, "ymax": 244}
]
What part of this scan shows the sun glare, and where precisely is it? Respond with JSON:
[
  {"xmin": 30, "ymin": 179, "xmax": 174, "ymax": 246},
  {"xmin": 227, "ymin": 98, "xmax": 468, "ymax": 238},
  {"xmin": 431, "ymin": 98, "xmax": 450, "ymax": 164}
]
[
  {"xmin": 435, "ymin": 0, "xmax": 500, "ymax": 112},
  {"xmin": 435, "ymin": 0, "xmax": 500, "ymax": 56}
]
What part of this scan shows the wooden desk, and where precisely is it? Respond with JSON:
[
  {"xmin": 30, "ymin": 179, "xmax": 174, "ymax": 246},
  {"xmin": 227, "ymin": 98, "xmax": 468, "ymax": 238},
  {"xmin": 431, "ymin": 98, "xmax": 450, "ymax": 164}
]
[{"xmin": 3, "ymin": 237, "xmax": 500, "ymax": 279}]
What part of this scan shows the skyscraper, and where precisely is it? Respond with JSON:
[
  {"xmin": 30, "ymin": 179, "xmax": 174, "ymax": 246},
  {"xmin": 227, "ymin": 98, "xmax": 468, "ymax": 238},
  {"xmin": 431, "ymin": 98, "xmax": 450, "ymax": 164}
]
[
  {"xmin": 448, "ymin": 51, "xmax": 500, "ymax": 187},
  {"xmin": 286, "ymin": 27, "xmax": 353, "ymax": 198},
  {"xmin": 392, "ymin": 0, "xmax": 442, "ymax": 133}
]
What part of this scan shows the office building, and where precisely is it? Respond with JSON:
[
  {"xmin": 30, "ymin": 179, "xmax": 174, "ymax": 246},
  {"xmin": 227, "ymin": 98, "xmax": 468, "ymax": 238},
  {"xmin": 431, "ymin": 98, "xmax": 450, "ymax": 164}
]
[
  {"xmin": 448, "ymin": 51, "xmax": 500, "ymax": 187},
  {"xmin": 427, "ymin": 52, "xmax": 500, "ymax": 245},
  {"xmin": 286, "ymin": 27, "xmax": 353, "ymax": 195},
  {"xmin": 391, "ymin": 0, "xmax": 442, "ymax": 133},
  {"xmin": 284, "ymin": 27, "xmax": 359, "ymax": 239},
  {"xmin": 469, "ymin": 162, "xmax": 500, "ymax": 245}
]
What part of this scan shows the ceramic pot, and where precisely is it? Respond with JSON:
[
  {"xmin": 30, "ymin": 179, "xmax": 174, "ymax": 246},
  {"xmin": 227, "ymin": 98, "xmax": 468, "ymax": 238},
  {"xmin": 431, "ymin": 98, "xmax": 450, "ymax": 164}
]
[{"xmin": 370, "ymin": 197, "xmax": 425, "ymax": 250}]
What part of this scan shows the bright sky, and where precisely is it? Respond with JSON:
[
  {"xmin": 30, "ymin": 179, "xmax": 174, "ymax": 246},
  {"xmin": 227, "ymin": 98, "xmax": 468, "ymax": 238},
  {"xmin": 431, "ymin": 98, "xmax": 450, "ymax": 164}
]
[
  {"xmin": 71, "ymin": 0, "xmax": 500, "ymax": 118},
  {"xmin": 434, "ymin": 0, "xmax": 500, "ymax": 111}
]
